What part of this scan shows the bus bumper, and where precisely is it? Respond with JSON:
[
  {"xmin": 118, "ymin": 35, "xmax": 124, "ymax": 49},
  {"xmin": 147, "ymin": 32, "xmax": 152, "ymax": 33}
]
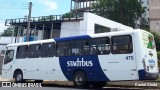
[
  {"xmin": 145, "ymin": 72, "xmax": 159, "ymax": 80},
  {"xmin": 138, "ymin": 69, "xmax": 159, "ymax": 80}
]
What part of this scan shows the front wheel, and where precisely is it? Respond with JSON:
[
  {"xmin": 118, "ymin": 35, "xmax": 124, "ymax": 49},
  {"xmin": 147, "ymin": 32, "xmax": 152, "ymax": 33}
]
[
  {"xmin": 73, "ymin": 71, "xmax": 89, "ymax": 88},
  {"xmin": 14, "ymin": 71, "xmax": 24, "ymax": 83}
]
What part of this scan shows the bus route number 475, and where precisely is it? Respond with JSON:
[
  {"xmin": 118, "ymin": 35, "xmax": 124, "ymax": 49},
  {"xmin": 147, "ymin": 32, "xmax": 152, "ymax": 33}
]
[{"xmin": 126, "ymin": 56, "xmax": 134, "ymax": 60}]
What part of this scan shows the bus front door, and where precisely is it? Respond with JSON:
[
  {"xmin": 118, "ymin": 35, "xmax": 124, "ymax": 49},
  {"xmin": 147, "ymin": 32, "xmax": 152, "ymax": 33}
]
[{"xmin": 2, "ymin": 49, "xmax": 15, "ymax": 79}]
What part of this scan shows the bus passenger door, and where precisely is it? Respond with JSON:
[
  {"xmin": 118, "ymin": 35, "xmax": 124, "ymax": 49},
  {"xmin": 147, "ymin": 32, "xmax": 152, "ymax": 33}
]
[
  {"xmin": 99, "ymin": 35, "xmax": 138, "ymax": 81},
  {"xmin": 2, "ymin": 49, "xmax": 15, "ymax": 79},
  {"xmin": 110, "ymin": 35, "xmax": 137, "ymax": 80}
]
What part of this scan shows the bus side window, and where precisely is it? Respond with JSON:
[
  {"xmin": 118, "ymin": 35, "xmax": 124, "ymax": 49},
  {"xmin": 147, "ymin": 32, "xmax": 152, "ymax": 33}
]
[
  {"xmin": 90, "ymin": 38, "xmax": 101, "ymax": 55},
  {"xmin": 28, "ymin": 44, "xmax": 41, "ymax": 58},
  {"xmin": 57, "ymin": 42, "xmax": 71, "ymax": 56},
  {"xmin": 111, "ymin": 35, "xmax": 133, "ymax": 54},
  {"xmin": 71, "ymin": 41, "xmax": 81, "ymax": 55},
  {"xmin": 40, "ymin": 43, "xmax": 55, "ymax": 57},
  {"xmin": 4, "ymin": 50, "xmax": 15, "ymax": 65},
  {"xmin": 16, "ymin": 45, "xmax": 28, "ymax": 59},
  {"xmin": 82, "ymin": 40, "xmax": 90, "ymax": 55},
  {"xmin": 100, "ymin": 37, "xmax": 110, "ymax": 54}
]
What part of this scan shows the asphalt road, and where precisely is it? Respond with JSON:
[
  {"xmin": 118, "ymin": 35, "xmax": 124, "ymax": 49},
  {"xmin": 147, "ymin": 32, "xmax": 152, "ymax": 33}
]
[{"xmin": 0, "ymin": 82, "xmax": 143, "ymax": 90}]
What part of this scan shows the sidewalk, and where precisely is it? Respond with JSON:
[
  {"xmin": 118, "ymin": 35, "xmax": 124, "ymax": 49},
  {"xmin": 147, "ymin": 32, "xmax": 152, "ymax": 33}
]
[{"xmin": 0, "ymin": 75, "xmax": 11, "ymax": 81}]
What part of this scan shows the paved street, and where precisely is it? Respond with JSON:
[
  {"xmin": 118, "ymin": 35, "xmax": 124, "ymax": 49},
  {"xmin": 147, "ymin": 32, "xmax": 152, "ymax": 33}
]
[
  {"xmin": 0, "ymin": 81, "xmax": 159, "ymax": 90},
  {"xmin": 0, "ymin": 82, "xmax": 137, "ymax": 90}
]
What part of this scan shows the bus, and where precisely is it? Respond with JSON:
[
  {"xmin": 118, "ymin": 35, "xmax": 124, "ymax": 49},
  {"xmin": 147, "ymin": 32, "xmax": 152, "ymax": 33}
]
[{"xmin": 2, "ymin": 29, "xmax": 159, "ymax": 88}]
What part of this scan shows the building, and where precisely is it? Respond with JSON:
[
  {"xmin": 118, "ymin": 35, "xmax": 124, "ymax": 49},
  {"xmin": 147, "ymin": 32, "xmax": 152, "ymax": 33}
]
[
  {"xmin": 60, "ymin": 12, "xmax": 133, "ymax": 38},
  {"xmin": 140, "ymin": 0, "xmax": 149, "ymax": 28},
  {"xmin": 2, "ymin": 0, "xmax": 134, "ymax": 56},
  {"xmin": 134, "ymin": 0, "xmax": 149, "ymax": 29},
  {"xmin": 149, "ymin": 0, "xmax": 160, "ymax": 35},
  {"xmin": 5, "ymin": 12, "xmax": 133, "ymax": 40},
  {"xmin": 0, "ymin": 36, "xmax": 23, "ymax": 56}
]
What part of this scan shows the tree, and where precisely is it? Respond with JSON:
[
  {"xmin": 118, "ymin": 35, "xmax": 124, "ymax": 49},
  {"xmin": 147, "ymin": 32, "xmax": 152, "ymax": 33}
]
[
  {"xmin": 62, "ymin": 12, "xmax": 76, "ymax": 18},
  {"xmin": 151, "ymin": 32, "xmax": 160, "ymax": 51},
  {"xmin": 1, "ymin": 27, "xmax": 23, "ymax": 36},
  {"xmin": 1, "ymin": 28, "xmax": 13, "ymax": 36},
  {"xmin": 92, "ymin": 0, "xmax": 146, "ymax": 28}
]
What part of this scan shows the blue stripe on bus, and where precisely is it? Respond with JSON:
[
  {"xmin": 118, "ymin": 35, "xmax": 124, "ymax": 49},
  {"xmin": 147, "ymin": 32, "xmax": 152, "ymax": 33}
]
[
  {"xmin": 138, "ymin": 69, "xmax": 146, "ymax": 80},
  {"xmin": 54, "ymin": 35, "xmax": 91, "ymax": 42},
  {"xmin": 59, "ymin": 55, "xmax": 110, "ymax": 82}
]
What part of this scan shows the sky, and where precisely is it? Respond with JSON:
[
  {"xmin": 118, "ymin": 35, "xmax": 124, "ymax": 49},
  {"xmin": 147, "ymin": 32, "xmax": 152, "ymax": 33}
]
[{"xmin": 0, "ymin": 0, "xmax": 70, "ymax": 33}]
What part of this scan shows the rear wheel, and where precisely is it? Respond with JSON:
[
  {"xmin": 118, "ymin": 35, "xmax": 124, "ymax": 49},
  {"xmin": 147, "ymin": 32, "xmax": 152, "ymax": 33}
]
[
  {"xmin": 73, "ymin": 71, "xmax": 89, "ymax": 88},
  {"xmin": 14, "ymin": 71, "xmax": 24, "ymax": 83}
]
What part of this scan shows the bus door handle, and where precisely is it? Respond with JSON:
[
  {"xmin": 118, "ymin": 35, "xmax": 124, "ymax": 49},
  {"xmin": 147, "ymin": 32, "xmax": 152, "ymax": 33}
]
[
  {"xmin": 52, "ymin": 69, "xmax": 55, "ymax": 71},
  {"xmin": 36, "ymin": 69, "xmax": 39, "ymax": 71},
  {"xmin": 23, "ymin": 69, "xmax": 26, "ymax": 71}
]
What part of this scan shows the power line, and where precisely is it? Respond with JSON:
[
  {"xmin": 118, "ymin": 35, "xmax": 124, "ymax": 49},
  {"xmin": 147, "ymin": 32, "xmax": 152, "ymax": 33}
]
[
  {"xmin": 0, "ymin": 1, "xmax": 30, "ymax": 25},
  {"xmin": 0, "ymin": 1, "xmax": 29, "ymax": 10}
]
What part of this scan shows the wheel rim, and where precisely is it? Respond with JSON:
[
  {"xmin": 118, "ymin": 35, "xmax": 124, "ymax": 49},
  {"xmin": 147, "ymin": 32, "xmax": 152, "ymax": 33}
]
[
  {"xmin": 75, "ymin": 74, "xmax": 84, "ymax": 85},
  {"xmin": 16, "ymin": 74, "xmax": 22, "ymax": 81}
]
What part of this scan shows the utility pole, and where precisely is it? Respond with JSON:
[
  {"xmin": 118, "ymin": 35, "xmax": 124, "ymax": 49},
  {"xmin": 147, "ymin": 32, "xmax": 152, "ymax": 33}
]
[{"xmin": 26, "ymin": 2, "xmax": 32, "ymax": 42}]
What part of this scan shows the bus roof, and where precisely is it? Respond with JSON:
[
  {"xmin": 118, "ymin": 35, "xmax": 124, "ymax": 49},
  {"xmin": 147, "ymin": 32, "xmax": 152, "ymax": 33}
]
[
  {"xmin": 7, "ymin": 30, "xmax": 149, "ymax": 47},
  {"xmin": 7, "ymin": 39, "xmax": 55, "ymax": 47}
]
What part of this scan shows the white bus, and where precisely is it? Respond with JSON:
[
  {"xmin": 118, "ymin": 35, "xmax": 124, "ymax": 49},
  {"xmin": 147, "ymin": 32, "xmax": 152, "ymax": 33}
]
[{"xmin": 2, "ymin": 29, "xmax": 159, "ymax": 88}]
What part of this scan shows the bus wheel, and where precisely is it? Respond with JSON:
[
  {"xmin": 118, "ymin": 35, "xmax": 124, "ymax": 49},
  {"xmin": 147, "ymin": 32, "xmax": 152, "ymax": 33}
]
[
  {"xmin": 73, "ymin": 71, "xmax": 88, "ymax": 88},
  {"xmin": 14, "ymin": 71, "xmax": 24, "ymax": 83},
  {"xmin": 92, "ymin": 81, "xmax": 106, "ymax": 88}
]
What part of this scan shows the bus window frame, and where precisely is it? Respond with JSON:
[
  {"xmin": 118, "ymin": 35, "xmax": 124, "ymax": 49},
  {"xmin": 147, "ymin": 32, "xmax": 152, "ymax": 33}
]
[
  {"xmin": 28, "ymin": 44, "xmax": 41, "ymax": 58},
  {"xmin": 89, "ymin": 37, "xmax": 110, "ymax": 55},
  {"xmin": 16, "ymin": 45, "xmax": 28, "ymax": 59},
  {"xmin": 40, "ymin": 42, "xmax": 55, "ymax": 57},
  {"xmin": 4, "ymin": 49, "xmax": 15, "ymax": 65},
  {"xmin": 111, "ymin": 35, "xmax": 133, "ymax": 54}
]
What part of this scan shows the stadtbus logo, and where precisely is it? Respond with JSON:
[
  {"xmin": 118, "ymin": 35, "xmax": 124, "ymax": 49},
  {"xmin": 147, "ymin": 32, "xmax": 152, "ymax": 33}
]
[{"xmin": 67, "ymin": 58, "xmax": 93, "ymax": 67}]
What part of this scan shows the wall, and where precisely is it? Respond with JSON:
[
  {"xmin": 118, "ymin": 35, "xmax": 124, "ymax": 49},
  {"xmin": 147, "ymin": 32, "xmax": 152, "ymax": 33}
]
[
  {"xmin": 60, "ymin": 21, "xmax": 80, "ymax": 37},
  {"xmin": 0, "ymin": 37, "xmax": 23, "ymax": 56},
  {"xmin": 60, "ymin": 12, "xmax": 133, "ymax": 38},
  {"xmin": 83, "ymin": 12, "xmax": 133, "ymax": 35},
  {"xmin": 149, "ymin": 0, "xmax": 160, "ymax": 35}
]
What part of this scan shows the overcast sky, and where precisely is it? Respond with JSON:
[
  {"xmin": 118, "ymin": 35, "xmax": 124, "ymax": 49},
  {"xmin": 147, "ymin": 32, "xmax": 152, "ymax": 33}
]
[{"xmin": 0, "ymin": 0, "xmax": 70, "ymax": 33}]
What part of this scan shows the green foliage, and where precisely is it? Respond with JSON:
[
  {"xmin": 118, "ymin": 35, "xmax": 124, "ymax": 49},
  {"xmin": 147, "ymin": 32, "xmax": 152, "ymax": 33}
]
[
  {"xmin": 1, "ymin": 27, "xmax": 23, "ymax": 36},
  {"xmin": 1, "ymin": 28, "xmax": 13, "ymax": 36},
  {"xmin": 92, "ymin": 0, "xmax": 146, "ymax": 27},
  {"xmin": 151, "ymin": 32, "xmax": 160, "ymax": 51},
  {"xmin": 62, "ymin": 12, "xmax": 76, "ymax": 18},
  {"xmin": 157, "ymin": 51, "xmax": 160, "ymax": 67},
  {"xmin": 157, "ymin": 51, "xmax": 160, "ymax": 60}
]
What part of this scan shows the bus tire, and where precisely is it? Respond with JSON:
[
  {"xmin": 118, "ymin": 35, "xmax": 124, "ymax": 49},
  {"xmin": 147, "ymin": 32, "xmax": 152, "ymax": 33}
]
[
  {"xmin": 73, "ymin": 71, "xmax": 89, "ymax": 88},
  {"xmin": 92, "ymin": 81, "xmax": 106, "ymax": 88},
  {"xmin": 14, "ymin": 71, "xmax": 24, "ymax": 83}
]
